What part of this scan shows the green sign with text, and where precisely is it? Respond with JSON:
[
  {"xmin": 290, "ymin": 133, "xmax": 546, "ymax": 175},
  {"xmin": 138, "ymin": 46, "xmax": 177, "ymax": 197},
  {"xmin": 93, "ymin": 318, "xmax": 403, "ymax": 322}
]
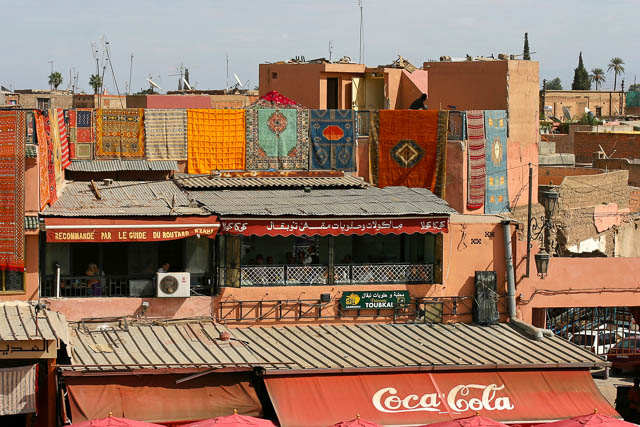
[{"xmin": 340, "ymin": 290, "xmax": 410, "ymax": 310}]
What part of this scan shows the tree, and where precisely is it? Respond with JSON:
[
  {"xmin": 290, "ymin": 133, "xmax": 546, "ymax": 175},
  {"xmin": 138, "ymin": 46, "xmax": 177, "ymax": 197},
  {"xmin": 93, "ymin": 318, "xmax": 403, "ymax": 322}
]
[
  {"xmin": 571, "ymin": 52, "xmax": 591, "ymax": 90},
  {"xmin": 590, "ymin": 68, "xmax": 606, "ymax": 90},
  {"xmin": 48, "ymin": 72, "xmax": 63, "ymax": 90},
  {"xmin": 607, "ymin": 57, "xmax": 625, "ymax": 91},
  {"xmin": 629, "ymin": 83, "xmax": 640, "ymax": 92},
  {"xmin": 523, "ymin": 33, "xmax": 531, "ymax": 60},
  {"xmin": 544, "ymin": 78, "xmax": 563, "ymax": 90},
  {"xmin": 89, "ymin": 74, "xmax": 103, "ymax": 94}
]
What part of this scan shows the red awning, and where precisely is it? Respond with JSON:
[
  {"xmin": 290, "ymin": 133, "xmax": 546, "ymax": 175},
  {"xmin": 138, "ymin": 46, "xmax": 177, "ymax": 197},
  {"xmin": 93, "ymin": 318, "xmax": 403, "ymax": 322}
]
[
  {"xmin": 65, "ymin": 373, "xmax": 262, "ymax": 424},
  {"xmin": 45, "ymin": 217, "xmax": 219, "ymax": 243},
  {"xmin": 264, "ymin": 370, "xmax": 617, "ymax": 427},
  {"xmin": 219, "ymin": 217, "xmax": 448, "ymax": 237}
]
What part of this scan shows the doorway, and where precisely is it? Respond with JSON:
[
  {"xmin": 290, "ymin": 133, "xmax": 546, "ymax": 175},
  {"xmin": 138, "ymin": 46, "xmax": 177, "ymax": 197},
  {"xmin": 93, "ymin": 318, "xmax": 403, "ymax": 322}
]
[{"xmin": 327, "ymin": 78, "xmax": 338, "ymax": 109}]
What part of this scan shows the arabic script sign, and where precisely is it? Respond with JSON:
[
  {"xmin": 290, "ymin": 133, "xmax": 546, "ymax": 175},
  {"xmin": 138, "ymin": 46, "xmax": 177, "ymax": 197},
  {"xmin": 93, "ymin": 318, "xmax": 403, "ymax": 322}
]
[
  {"xmin": 340, "ymin": 291, "xmax": 410, "ymax": 310},
  {"xmin": 220, "ymin": 217, "xmax": 448, "ymax": 236}
]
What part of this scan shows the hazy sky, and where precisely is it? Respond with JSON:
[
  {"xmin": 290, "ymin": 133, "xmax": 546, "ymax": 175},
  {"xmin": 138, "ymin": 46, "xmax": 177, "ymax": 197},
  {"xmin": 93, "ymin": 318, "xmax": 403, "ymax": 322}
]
[{"xmin": 3, "ymin": 0, "xmax": 637, "ymax": 93}]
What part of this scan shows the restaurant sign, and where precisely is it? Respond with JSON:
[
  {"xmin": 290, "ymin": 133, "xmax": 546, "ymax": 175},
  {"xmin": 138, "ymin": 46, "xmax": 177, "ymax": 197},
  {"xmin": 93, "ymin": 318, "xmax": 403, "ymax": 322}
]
[
  {"xmin": 220, "ymin": 217, "xmax": 448, "ymax": 237},
  {"xmin": 340, "ymin": 291, "xmax": 410, "ymax": 310}
]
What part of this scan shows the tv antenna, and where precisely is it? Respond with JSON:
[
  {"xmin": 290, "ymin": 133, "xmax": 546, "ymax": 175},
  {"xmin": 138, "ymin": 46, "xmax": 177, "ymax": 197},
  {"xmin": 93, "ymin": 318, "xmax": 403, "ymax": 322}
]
[
  {"xmin": 234, "ymin": 73, "xmax": 243, "ymax": 88},
  {"xmin": 356, "ymin": 0, "xmax": 364, "ymax": 64},
  {"xmin": 329, "ymin": 40, "xmax": 333, "ymax": 62}
]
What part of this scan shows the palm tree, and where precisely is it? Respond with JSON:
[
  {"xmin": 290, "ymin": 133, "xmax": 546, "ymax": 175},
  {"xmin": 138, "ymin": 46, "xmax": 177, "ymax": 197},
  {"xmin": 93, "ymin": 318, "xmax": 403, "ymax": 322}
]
[
  {"xmin": 590, "ymin": 68, "xmax": 606, "ymax": 91},
  {"xmin": 89, "ymin": 74, "xmax": 103, "ymax": 94},
  {"xmin": 607, "ymin": 57, "xmax": 625, "ymax": 91},
  {"xmin": 48, "ymin": 72, "xmax": 63, "ymax": 90}
]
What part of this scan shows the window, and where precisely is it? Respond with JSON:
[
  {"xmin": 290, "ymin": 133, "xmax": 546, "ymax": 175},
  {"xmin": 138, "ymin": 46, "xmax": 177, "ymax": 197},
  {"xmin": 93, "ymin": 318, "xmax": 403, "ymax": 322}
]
[
  {"xmin": 37, "ymin": 98, "xmax": 51, "ymax": 110},
  {"xmin": 272, "ymin": 72, "xmax": 278, "ymax": 79},
  {"xmin": 0, "ymin": 271, "xmax": 24, "ymax": 293}
]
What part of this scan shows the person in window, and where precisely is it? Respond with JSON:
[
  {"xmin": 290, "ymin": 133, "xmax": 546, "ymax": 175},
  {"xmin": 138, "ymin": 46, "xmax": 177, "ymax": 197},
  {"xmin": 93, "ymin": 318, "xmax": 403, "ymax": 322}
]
[
  {"xmin": 304, "ymin": 246, "xmax": 319, "ymax": 265},
  {"xmin": 86, "ymin": 263, "xmax": 102, "ymax": 296},
  {"xmin": 409, "ymin": 93, "xmax": 428, "ymax": 110},
  {"xmin": 266, "ymin": 256, "xmax": 274, "ymax": 265},
  {"xmin": 255, "ymin": 254, "xmax": 264, "ymax": 265},
  {"xmin": 157, "ymin": 262, "xmax": 170, "ymax": 273}
]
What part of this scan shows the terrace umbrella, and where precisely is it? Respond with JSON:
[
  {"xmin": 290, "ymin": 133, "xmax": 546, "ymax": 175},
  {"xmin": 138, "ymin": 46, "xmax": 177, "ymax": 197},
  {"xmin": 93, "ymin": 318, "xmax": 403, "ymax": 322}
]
[
  {"xmin": 540, "ymin": 412, "xmax": 636, "ymax": 427},
  {"xmin": 69, "ymin": 414, "xmax": 165, "ymax": 427},
  {"xmin": 181, "ymin": 411, "xmax": 277, "ymax": 427},
  {"xmin": 330, "ymin": 414, "xmax": 382, "ymax": 427},
  {"xmin": 419, "ymin": 415, "xmax": 509, "ymax": 427}
]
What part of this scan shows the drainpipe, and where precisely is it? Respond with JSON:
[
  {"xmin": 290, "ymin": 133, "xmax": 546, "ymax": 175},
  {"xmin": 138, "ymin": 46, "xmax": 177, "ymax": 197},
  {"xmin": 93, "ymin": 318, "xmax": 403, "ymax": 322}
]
[
  {"xmin": 502, "ymin": 220, "xmax": 549, "ymax": 341},
  {"xmin": 502, "ymin": 221, "xmax": 517, "ymax": 319}
]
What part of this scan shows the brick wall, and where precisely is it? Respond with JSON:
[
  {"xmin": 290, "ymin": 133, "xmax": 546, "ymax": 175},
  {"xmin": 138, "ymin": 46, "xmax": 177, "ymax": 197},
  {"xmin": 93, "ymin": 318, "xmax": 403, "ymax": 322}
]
[
  {"xmin": 593, "ymin": 158, "xmax": 640, "ymax": 187},
  {"xmin": 574, "ymin": 132, "xmax": 640, "ymax": 163},
  {"xmin": 557, "ymin": 170, "xmax": 630, "ymax": 210},
  {"xmin": 630, "ymin": 187, "xmax": 640, "ymax": 213}
]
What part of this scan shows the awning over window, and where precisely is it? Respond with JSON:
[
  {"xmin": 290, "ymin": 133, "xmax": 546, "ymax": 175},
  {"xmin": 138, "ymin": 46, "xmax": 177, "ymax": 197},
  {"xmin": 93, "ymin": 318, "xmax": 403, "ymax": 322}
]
[
  {"xmin": 0, "ymin": 365, "xmax": 37, "ymax": 416},
  {"xmin": 45, "ymin": 216, "xmax": 219, "ymax": 243},
  {"xmin": 65, "ymin": 373, "xmax": 262, "ymax": 424},
  {"xmin": 264, "ymin": 370, "xmax": 617, "ymax": 427},
  {"xmin": 220, "ymin": 217, "xmax": 448, "ymax": 237}
]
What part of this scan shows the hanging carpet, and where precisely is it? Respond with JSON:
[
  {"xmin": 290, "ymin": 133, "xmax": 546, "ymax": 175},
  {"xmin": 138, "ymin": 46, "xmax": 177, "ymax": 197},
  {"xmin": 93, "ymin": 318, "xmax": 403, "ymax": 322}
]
[
  {"xmin": 187, "ymin": 109, "xmax": 245, "ymax": 173},
  {"xmin": 466, "ymin": 110, "xmax": 486, "ymax": 210},
  {"xmin": 95, "ymin": 108, "xmax": 145, "ymax": 159},
  {"xmin": 484, "ymin": 110, "xmax": 509, "ymax": 214},
  {"xmin": 310, "ymin": 109, "xmax": 355, "ymax": 171},
  {"xmin": 145, "ymin": 109, "xmax": 187, "ymax": 160}
]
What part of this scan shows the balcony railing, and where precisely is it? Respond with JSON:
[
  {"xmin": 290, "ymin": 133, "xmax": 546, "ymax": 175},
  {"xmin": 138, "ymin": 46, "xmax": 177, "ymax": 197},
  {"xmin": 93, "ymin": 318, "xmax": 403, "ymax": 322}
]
[
  {"xmin": 41, "ymin": 273, "xmax": 212, "ymax": 298},
  {"xmin": 234, "ymin": 263, "xmax": 433, "ymax": 287},
  {"xmin": 355, "ymin": 110, "xmax": 371, "ymax": 137}
]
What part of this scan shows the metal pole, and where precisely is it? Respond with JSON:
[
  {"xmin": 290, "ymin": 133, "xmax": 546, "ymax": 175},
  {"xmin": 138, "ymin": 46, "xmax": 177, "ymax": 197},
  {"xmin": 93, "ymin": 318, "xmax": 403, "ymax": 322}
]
[
  {"xmin": 526, "ymin": 163, "xmax": 532, "ymax": 277},
  {"xmin": 128, "ymin": 53, "xmax": 134, "ymax": 95},
  {"xmin": 55, "ymin": 264, "xmax": 61, "ymax": 298}
]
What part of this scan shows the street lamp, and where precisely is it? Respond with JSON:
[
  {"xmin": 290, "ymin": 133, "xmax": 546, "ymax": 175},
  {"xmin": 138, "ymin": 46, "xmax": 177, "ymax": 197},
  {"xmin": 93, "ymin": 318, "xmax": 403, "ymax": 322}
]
[{"xmin": 528, "ymin": 188, "xmax": 559, "ymax": 278}]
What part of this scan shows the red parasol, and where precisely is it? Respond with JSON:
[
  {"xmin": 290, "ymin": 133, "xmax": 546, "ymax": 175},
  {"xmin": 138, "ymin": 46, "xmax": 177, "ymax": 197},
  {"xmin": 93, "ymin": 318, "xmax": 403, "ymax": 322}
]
[
  {"xmin": 330, "ymin": 414, "xmax": 382, "ymax": 427},
  {"xmin": 419, "ymin": 414, "xmax": 510, "ymax": 427},
  {"xmin": 539, "ymin": 412, "xmax": 634, "ymax": 427},
  {"xmin": 180, "ymin": 411, "xmax": 277, "ymax": 427},
  {"xmin": 69, "ymin": 414, "xmax": 165, "ymax": 427}
]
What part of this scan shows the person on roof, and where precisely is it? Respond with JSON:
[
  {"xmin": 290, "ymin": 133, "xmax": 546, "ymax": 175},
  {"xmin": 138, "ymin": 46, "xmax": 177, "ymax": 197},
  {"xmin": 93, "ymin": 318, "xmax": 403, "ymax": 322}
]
[{"xmin": 409, "ymin": 93, "xmax": 428, "ymax": 110}]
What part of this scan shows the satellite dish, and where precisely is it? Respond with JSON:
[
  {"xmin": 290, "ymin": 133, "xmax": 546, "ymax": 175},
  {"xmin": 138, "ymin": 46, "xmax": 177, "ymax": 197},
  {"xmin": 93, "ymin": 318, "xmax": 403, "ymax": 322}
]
[
  {"xmin": 234, "ymin": 73, "xmax": 243, "ymax": 87},
  {"xmin": 585, "ymin": 107, "xmax": 591, "ymax": 114},
  {"xmin": 562, "ymin": 106, "xmax": 572, "ymax": 121},
  {"xmin": 146, "ymin": 78, "xmax": 162, "ymax": 90},
  {"xmin": 182, "ymin": 77, "xmax": 192, "ymax": 90}
]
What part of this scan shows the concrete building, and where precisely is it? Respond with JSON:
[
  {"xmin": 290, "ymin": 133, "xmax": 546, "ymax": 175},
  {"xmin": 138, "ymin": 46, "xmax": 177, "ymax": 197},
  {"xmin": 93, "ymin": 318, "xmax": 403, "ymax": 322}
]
[
  {"xmin": 542, "ymin": 90, "xmax": 625, "ymax": 119},
  {"xmin": 14, "ymin": 90, "xmax": 73, "ymax": 110}
]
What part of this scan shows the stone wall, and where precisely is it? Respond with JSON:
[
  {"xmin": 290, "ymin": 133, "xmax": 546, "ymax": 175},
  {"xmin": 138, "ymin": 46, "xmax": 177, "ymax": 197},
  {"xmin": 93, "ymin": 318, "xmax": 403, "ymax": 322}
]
[
  {"xmin": 574, "ymin": 132, "xmax": 640, "ymax": 163},
  {"xmin": 593, "ymin": 158, "xmax": 640, "ymax": 187},
  {"xmin": 556, "ymin": 170, "xmax": 630, "ymax": 210}
]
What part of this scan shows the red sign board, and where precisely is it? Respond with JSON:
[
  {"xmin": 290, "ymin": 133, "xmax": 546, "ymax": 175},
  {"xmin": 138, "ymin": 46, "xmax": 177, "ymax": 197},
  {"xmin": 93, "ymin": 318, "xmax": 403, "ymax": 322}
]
[
  {"xmin": 219, "ymin": 217, "xmax": 448, "ymax": 237},
  {"xmin": 264, "ymin": 370, "xmax": 617, "ymax": 427},
  {"xmin": 45, "ymin": 217, "xmax": 219, "ymax": 243}
]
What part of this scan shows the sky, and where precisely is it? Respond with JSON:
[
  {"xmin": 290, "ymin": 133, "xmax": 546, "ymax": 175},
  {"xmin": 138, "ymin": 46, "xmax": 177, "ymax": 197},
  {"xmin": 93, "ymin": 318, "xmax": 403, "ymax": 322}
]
[{"xmin": 2, "ymin": 0, "xmax": 638, "ymax": 94}]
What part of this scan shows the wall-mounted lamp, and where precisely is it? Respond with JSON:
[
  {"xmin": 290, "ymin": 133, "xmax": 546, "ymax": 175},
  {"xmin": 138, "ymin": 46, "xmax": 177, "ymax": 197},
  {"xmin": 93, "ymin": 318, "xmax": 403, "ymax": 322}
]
[{"xmin": 527, "ymin": 188, "xmax": 559, "ymax": 279}]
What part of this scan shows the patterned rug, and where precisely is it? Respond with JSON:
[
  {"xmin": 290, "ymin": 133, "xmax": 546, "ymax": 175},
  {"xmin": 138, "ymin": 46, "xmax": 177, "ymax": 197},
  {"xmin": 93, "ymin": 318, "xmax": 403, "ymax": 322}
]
[
  {"xmin": 246, "ymin": 108, "xmax": 309, "ymax": 170},
  {"xmin": 145, "ymin": 109, "xmax": 187, "ymax": 160},
  {"xmin": 0, "ymin": 111, "xmax": 25, "ymax": 270},
  {"xmin": 249, "ymin": 90, "xmax": 305, "ymax": 109},
  {"xmin": 35, "ymin": 111, "xmax": 54, "ymax": 209},
  {"xmin": 310, "ymin": 110, "xmax": 355, "ymax": 171},
  {"xmin": 47, "ymin": 110, "xmax": 65, "ymax": 191},
  {"xmin": 95, "ymin": 108, "xmax": 145, "ymax": 159},
  {"xmin": 55, "ymin": 109, "xmax": 71, "ymax": 169},
  {"xmin": 370, "ymin": 110, "xmax": 446, "ymax": 192},
  {"xmin": 466, "ymin": 110, "xmax": 486, "ymax": 210},
  {"xmin": 434, "ymin": 111, "xmax": 449, "ymax": 198},
  {"xmin": 484, "ymin": 110, "xmax": 509, "ymax": 214},
  {"xmin": 67, "ymin": 109, "xmax": 95, "ymax": 160},
  {"xmin": 187, "ymin": 109, "xmax": 245, "ymax": 173},
  {"xmin": 447, "ymin": 111, "xmax": 466, "ymax": 141}
]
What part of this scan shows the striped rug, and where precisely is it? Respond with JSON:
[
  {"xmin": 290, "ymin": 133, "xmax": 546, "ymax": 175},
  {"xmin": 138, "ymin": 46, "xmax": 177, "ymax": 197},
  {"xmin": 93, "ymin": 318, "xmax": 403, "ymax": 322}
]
[
  {"xmin": 0, "ymin": 365, "xmax": 37, "ymax": 416},
  {"xmin": 466, "ymin": 110, "xmax": 486, "ymax": 210},
  {"xmin": 145, "ymin": 109, "xmax": 187, "ymax": 160},
  {"xmin": 55, "ymin": 109, "xmax": 71, "ymax": 168}
]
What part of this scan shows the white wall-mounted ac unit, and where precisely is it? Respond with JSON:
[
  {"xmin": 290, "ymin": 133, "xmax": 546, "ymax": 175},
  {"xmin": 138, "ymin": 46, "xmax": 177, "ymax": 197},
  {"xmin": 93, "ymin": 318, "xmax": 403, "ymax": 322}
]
[{"xmin": 156, "ymin": 272, "xmax": 190, "ymax": 298}]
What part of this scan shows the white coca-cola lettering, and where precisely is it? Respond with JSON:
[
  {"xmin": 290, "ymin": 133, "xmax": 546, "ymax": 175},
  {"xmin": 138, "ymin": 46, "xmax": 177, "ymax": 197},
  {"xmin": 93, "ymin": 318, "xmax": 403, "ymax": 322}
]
[{"xmin": 372, "ymin": 384, "xmax": 513, "ymax": 414}]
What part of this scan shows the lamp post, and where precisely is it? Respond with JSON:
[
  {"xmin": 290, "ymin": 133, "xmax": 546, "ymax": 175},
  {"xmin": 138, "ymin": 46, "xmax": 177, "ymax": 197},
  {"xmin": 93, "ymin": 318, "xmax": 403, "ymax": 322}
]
[{"xmin": 527, "ymin": 188, "xmax": 559, "ymax": 278}]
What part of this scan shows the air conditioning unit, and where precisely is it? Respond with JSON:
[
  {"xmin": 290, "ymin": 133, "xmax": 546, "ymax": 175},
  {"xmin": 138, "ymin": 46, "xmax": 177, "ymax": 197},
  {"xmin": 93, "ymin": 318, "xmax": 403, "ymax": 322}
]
[{"xmin": 156, "ymin": 272, "xmax": 190, "ymax": 298}]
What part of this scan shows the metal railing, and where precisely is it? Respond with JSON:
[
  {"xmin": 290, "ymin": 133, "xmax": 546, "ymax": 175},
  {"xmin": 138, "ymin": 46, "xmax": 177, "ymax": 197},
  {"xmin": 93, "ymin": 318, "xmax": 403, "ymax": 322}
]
[
  {"xmin": 41, "ymin": 273, "xmax": 211, "ymax": 297},
  {"xmin": 235, "ymin": 263, "xmax": 434, "ymax": 287},
  {"xmin": 355, "ymin": 110, "xmax": 371, "ymax": 137},
  {"xmin": 216, "ymin": 295, "xmax": 478, "ymax": 324}
]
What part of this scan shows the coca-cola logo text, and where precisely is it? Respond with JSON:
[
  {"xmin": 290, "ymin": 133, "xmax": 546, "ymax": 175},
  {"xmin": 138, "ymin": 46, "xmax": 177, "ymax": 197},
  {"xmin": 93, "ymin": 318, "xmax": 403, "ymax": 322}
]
[{"xmin": 372, "ymin": 384, "xmax": 515, "ymax": 414}]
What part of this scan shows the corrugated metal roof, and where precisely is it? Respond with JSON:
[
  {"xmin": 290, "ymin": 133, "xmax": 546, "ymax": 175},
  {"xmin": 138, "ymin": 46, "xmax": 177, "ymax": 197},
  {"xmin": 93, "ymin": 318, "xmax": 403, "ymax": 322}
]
[
  {"xmin": 191, "ymin": 186, "xmax": 457, "ymax": 217},
  {"xmin": 42, "ymin": 180, "xmax": 208, "ymax": 217},
  {"xmin": 67, "ymin": 160, "xmax": 178, "ymax": 172},
  {"xmin": 25, "ymin": 144, "xmax": 38, "ymax": 158},
  {"xmin": 62, "ymin": 321, "xmax": 605, "ymax": 373},
  {"xmin": 0, "ymin": 302, "xmax": 70, "ymax": 344},
  {"xmin": 25, "ymin": 215, "xmax": 39, "ymax": 230},
  {"xmin": 175, "ymin": 174, "xmax": 368, "ymax": 190}
]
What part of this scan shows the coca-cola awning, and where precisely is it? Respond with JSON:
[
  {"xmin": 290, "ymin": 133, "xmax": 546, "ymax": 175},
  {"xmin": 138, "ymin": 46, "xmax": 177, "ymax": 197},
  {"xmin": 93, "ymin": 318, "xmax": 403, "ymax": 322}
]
[
  {"xmin": 219, "ymin": 217, "xmax": 448, "ymax": 237},
  {"xmin": 264, "ymin": 370, "xmax": 617, "ymax": 427},
  {"xmin": 45, "ymin": 216, "xmax": 219, "ymax": 243}
]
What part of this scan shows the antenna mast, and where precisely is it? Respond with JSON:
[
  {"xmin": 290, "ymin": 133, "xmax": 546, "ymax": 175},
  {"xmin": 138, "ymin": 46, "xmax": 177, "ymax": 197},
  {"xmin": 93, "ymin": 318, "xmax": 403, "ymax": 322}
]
[
  {"xmin": 128, "ymin": 53, "xmax": 134, "ymax": 95},
  {"xmin": 48, "ymin": 60, "xmax": 54, "ymax": 89},
  {"xmin": 329, "ymin": 40, "xmax": 333, "ymax": 62},
  {"xmin": 226, "ymin": 53, "xmax": 229, "ymax": 94},
  {"xmin": 357, "ymin": 0, "xmax": 364, "ymax": 64}
]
